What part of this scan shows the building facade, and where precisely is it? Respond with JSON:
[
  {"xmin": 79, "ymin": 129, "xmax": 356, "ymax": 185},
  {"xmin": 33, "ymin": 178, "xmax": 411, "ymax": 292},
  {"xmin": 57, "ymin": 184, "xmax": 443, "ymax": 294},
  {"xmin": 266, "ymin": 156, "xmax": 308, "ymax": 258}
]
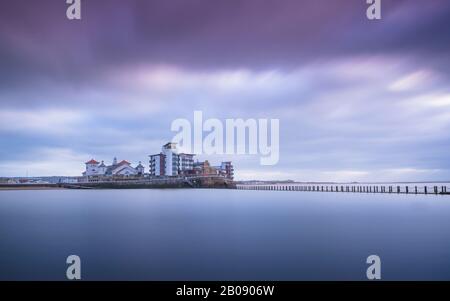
[
  {"xmin": 83, "ymin": 157, "xmax": 144, "ymax": 178},
  {"xmin": 149, "ymin": 143, "xmax": 196, "ymax": 176},
  {"xmin": 216, "ymin": 161, "xmax": 234, "ymax": 180},
  {"xmin": 179, "ymin": 153, "xmax": 195, "ymax": 172},
  {"xmin": 149, "ymin": 153, "xmax": 165, "ymax": 176},
  {"xmin": 148, "ymin": 142, "xmax": 234, "ymax": 179}
]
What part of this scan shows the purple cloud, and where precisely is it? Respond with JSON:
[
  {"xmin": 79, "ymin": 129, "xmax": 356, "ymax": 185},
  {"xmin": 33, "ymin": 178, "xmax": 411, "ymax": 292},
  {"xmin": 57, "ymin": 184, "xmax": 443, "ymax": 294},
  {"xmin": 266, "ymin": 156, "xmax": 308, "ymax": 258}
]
[{"xmin": 0, "ymin": 0, "xmax": 450, "ymax": 181}]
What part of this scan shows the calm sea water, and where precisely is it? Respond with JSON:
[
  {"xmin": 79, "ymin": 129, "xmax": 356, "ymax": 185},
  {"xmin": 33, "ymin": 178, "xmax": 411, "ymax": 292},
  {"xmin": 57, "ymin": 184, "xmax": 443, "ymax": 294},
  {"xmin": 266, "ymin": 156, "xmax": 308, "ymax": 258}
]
[{"xmin": 0, "ymin": 189, "xmax": 449, "ymax": 280}]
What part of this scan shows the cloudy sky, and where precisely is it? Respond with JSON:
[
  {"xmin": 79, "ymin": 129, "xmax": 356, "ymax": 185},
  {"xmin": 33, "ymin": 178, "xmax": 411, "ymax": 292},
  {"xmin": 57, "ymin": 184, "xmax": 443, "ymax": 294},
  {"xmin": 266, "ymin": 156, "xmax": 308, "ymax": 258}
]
[{"xmin": 0, "ymin": 0, "xmax": 449, "ymax": 181}]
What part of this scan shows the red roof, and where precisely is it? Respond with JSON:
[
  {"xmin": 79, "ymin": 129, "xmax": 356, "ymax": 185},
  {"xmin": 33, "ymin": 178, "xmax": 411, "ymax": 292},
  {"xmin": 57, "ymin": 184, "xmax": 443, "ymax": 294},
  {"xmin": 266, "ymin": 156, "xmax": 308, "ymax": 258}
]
[
  {"xmin": 118, "ymin": 160, "xmax": 130, "ymax": 165},
  {"xmin": 85, "ymin": 159, "xmax": 99, "ymax": 164}
]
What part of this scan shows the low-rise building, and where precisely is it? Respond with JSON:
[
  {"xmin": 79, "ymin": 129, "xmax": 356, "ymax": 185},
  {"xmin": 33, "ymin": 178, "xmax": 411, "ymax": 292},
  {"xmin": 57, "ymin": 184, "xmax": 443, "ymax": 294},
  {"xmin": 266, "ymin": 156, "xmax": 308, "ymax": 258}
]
[
  {"xmin": 82, "ymin": 157, "xmax": 144, "ymax": 178},
  {"xmin": 215, "ymin": 161, "xmax": 234, "ymax": 180}
]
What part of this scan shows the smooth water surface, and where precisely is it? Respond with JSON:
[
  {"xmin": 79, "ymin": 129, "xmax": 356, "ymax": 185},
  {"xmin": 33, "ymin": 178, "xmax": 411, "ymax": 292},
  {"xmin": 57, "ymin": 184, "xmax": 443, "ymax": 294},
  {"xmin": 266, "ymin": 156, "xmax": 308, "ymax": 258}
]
[{"xmin": 0, "ymin": 189, "xmax": 449, "ymax": 280}]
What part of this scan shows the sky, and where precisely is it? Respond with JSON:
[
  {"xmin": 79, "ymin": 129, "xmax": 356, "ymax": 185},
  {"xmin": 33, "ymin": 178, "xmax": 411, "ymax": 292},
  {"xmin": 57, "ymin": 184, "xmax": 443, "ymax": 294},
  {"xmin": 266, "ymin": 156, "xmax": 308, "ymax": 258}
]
[{"xmin": 0, "ymin": 0, "xmax": 450, "ymax": 181}]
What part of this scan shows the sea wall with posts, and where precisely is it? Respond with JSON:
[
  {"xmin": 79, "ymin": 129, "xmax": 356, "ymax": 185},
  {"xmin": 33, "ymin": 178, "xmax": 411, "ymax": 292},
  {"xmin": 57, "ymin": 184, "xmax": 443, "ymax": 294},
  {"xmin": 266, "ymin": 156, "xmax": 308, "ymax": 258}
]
[{"xmin": 236, "ymin": 183, "xmax": 450, "ymax": 195}]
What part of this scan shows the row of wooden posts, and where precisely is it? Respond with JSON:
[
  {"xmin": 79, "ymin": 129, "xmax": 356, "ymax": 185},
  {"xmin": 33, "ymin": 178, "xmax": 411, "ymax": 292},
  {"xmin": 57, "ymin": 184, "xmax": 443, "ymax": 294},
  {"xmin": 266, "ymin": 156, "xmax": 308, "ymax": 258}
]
[{"xmin": 236, "ymin": 184, "xmax": 449, "ymax": 195}]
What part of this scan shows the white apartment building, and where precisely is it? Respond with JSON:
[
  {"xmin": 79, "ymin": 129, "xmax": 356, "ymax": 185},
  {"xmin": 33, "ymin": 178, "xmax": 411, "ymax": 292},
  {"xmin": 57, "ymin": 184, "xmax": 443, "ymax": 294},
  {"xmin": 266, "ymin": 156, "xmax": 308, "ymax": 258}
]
[
  {"xmin": 149, "ymin": 142, "xmax": 233, "ymax": 179},
  {"xmin": 149, "ymin": 142, "xmax": 194, "ymax": 176}
]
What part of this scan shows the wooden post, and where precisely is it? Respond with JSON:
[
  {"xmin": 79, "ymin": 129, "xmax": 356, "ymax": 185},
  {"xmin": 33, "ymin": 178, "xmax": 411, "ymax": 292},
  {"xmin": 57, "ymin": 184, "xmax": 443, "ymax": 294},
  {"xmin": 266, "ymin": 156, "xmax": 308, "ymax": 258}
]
[
  {"xmin": 424, "ymin": 186, "xmax": 427, "ymax": 194},
  {"xmin": 406, "ymin": 186, "xmax": 408, "ymax": 194},
  {"xmin": 415, "ymin": 186, "xmax": 417, "ymax": 194}
]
